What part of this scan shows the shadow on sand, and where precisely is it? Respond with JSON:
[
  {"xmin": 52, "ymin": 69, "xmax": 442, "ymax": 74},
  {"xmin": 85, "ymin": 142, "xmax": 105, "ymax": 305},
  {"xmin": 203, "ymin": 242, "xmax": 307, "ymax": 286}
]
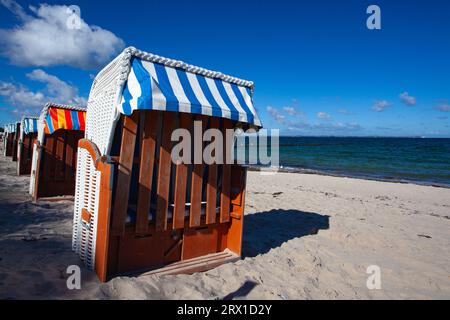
[
  {"xmin": 222, "ymin": 280, "xmax": 259, "ymax": 300},
  {"xmin": 242, "ymin": 209, "xmax": 329, "ymax": 258}
]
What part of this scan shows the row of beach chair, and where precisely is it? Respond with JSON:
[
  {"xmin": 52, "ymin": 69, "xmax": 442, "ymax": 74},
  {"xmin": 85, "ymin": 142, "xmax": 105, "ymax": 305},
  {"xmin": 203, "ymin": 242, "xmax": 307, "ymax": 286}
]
[{"xmin": 2, "ymin": 47, "xmax": 262, "ymax": 282}]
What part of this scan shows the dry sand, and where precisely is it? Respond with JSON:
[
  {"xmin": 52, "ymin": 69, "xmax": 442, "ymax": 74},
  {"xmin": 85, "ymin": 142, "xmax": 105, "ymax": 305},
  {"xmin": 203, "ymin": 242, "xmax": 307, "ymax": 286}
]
[{"xmin": 0, "ymin": 152, "xmax": 449, "ymax": 299}]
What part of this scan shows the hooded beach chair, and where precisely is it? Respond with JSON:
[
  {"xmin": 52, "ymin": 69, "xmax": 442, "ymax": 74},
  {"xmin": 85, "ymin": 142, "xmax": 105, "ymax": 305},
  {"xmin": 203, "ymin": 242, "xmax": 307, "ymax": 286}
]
[
  {"xmin": 29, "ymin": 103, "xmax": 86, "ymax": 201},
  {"xmin": 72, "ymin": 47, "xmax": 262, "ymax": 281},
  {"xmin": 3, "ymin": 123, "xmax": 13, "ymax": 157},
  {"xmin": 12, "ymin": 122, "xmax": 21, "ymax": 162},
  {"xmin": 17, "ymin": 116, "xmax": 39, "ymax": 175},
  {"xmin": 4, "ymin": 122, "xmax": 20, "ymax": 159}
]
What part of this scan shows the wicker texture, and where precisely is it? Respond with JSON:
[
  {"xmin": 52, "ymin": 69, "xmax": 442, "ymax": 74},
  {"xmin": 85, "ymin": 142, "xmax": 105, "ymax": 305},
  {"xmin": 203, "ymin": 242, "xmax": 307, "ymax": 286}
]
[{"xmin": 72, "ymin": 148, "xmax": 101, "ymax": 269}]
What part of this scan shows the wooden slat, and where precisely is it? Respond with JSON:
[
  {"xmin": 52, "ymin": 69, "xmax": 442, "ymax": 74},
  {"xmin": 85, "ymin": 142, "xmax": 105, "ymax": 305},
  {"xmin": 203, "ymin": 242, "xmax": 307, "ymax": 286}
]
[
  {"xmin": 111, "ymin": 113, "xmax": 139, "ymax": 236},
  {"xmin": 27, "ymin": 135, "xmax": 33, "ymax": 159},
  {"xmin": 189, "ymin": 115, "xmax": 207, "ymax": 227},
  {"xmin": 220, "ymin": 118, "xmax": 233, "ymax": 223},
  {"xmin": 42, "ymin": 135, "xmax": 54, "ymax": 180},
  {"xmin": 206, "ymin": 117, "xmax": 220, "ymax": 224},
  {"xmin": 65, "ymin": 132, "xmax": 74, "ymax": 182},
  {"xmin": 54, "ymin": 132, "xmax": 66, "ymax": 180},
  {"xmin": 173, "ymin": 113, "xmax": 191, "ymax": 229},
  {"xmin": 155, "ymin": 112, "xmax": 176, "ymax": 232},
  {"xmin": 12, "ymin": 124, "xmax": 20, "ymax": 161},
  {"xmin": 135, "ymin": 111, "xmax": 159, "ymax": 235},
  {"xmin": 142, "ymin": 250, "xmax": 239, "ymax": 276}
]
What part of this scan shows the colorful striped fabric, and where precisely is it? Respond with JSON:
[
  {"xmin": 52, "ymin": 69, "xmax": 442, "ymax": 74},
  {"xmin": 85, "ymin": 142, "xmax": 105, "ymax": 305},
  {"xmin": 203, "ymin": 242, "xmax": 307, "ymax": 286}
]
[
  {"xmin": 44, "ymin": 106, "xmax": 86, "ymax": 134},
  {"xmin": 119, "ymin": 57, "xmax": 262, "ymax": 127}
]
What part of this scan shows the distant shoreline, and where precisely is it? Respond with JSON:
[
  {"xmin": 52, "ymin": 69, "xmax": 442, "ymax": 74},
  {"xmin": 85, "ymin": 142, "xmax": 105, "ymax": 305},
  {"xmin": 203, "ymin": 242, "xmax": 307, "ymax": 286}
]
[{"xmin": 247, "ymin": 165, "xmax": 450, "ymax": 189}]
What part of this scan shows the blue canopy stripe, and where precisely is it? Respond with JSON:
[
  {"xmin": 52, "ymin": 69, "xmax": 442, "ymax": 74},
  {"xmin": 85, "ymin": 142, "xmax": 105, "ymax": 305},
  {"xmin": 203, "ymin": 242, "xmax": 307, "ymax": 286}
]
[{"xmin": 118, "ymin": 58, "xmax": 262, "ymax": 127}]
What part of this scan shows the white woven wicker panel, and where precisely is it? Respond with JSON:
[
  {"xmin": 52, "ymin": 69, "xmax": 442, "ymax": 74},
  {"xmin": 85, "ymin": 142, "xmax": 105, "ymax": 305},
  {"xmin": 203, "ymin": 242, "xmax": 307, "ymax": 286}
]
[
  {"xmin": 29, "ymin": 114, "xmax": 46, "ymax": 195},
  {"xmin": 85, "ymin": 52, "xmax": 125, "ymax": 156},
  {"xmin": 72, "ymin": 148, "xmax": 101, "ymax": 270},
  {"xmin": 29, "ymin": 143, "xmax": 38, "ymax": 195}
]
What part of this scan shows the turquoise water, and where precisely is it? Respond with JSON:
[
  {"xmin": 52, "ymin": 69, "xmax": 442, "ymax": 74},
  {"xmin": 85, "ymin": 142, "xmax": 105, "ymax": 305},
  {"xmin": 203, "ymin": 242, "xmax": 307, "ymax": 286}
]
[{"xmin": 244, "ymin": 137, "xmax": 450, "ymax": 187}]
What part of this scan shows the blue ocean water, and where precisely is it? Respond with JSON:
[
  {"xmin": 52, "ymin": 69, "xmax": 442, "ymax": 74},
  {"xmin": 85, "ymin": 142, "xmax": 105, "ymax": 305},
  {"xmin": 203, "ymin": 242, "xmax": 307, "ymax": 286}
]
[{"xmin": 243, "ymin": 137, "xmax": 450, "ymax": 187}]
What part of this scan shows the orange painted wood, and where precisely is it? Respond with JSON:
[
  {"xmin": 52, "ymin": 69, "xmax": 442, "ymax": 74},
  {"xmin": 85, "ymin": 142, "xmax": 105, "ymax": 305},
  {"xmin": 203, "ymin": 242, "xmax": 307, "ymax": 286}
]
[
  {"xmin": 155, "ymin": 112, "xmax": 176, "ymax": 232},
  {"xmin": 111, "ymin": 113, "xmax": 139, "ymax": 236},
  {"xmin": 95, "ymin": 160, "xmax": 114, "ymax": 282},
  {"xmin": 206, "ymin": 117, "xmax": 220, "ymax": 224},
  {"xmin": 182, "ymin": 224, "xmax": 220, "ymax": 260},
  {"xmin": 81, "ymin": 208, "xmax": 91, "ymax": 223},
  {"xmin": 220, "ymin": 119, "xmax": 233, "ymax": 223},
  {"xmin": 135, "ymin": 111, "xmax": 158, "ymax": 235},
  {"xmin": 189, "ymin": 115, "xmax": 207, "ymax": 227},
  {"xmin": 230, "ymin": 166, "xmax": 245, "ymax": 206},
  {"xmin": 173, "ymin": 113, "xmax": 191, "ymax": 229},
  {"xmin": 78, "ymin": 138, "xmax": 101, "ymax": 169},
  {"xmin": 226, "ymin": 166, "xmax": 247, "ymax": 256}
]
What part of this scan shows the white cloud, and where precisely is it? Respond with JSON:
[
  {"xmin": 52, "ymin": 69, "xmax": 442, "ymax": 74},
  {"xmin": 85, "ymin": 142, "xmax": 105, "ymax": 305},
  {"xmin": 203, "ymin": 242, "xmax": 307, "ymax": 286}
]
[
  {"xmin": 283, "ymin": 106, "xmax": 298, "ymax": 116},
  {"xmin": 26, "ymin": 69, "xmax": 86, "ymax": 105},
  {"xmin": 0, "ymin": 81, "xmax": 46, "ymax": 114},
  {"xmin": 337, "ymin": 108, "xmax": 350, "ymax": 114},
  {"xmin": 288, "ymin": 121, "xmax": 362, "ymax": 134},
  {"xmin": 267, "ymin": 106, "xmax": 285, "ymax": 124},
  {"xmin": 0, "ymin": 1, "xmax": 125, "ymax": 69},
  {"xmin": 0, "ymin": 69, "xmax": 86, "ymax": 114},
  {"xmin": 372, "ymin": 100, "xmax": 391, "ymax": 112},
  {"xmin": 317, "ymin": 111, "xmax": 331, "ymax": 120},
  {"xmin": 268, "ymin": 105, "xmax": 362, "ymax": 134},
  {"xmin": 399, "ymin": 92, "xmax": 416, "ymax": 106}
]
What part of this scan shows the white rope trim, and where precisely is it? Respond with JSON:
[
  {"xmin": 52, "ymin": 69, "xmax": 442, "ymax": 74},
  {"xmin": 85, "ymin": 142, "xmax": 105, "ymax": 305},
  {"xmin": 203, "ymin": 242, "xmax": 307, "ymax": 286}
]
[
  {"xmin": 38, "ymin": 102, "xmax": 87, "ymax": 123},
  {"xmin": 114, "ymin": 46, "xmax": 254, "ymax": 90},
  {"xmin": 43, "ymin": 102, "xmax": 87, "ymax": 113}
]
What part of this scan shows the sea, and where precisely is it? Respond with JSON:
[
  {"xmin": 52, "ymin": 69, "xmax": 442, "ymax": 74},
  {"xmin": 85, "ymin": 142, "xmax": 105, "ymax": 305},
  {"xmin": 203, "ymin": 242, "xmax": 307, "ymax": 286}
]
[{"xmin": 238, "ymin": 137, "xmax": 450, "ymax": 187}]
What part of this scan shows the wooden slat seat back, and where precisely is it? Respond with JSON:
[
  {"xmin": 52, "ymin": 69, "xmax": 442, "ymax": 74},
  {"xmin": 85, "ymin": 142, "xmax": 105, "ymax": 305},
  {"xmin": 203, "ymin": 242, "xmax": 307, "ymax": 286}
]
[
  {"xmin": 83, "ymin": 110, "xmax": 248, "ymax": 281},
  {"xmin": 18, "ymin": 132, "xmax": 37, "ymax": 175},
  {"xmin": 33, "ymin": 129, "xmax": 85, "ymax": 200},
  {"xmin": 12, "ymin": 123, "xmax": 20, "ymax": 162},
  {"xmin": 5, "ymin": 132, "xmax": 15, "ymax": 157}
]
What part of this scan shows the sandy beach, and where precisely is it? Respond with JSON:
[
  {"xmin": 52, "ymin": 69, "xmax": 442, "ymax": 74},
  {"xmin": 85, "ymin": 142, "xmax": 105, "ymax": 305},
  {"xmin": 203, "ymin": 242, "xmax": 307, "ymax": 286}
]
[{"xmin": 0, "ymin": 152, "xmax": 449, "ymax": 299}]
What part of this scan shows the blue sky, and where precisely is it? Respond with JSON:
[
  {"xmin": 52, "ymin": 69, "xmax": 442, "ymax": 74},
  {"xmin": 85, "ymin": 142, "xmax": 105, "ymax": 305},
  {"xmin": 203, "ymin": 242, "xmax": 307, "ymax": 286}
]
[{"xmin": 1, "ymin": 0, "xmax": 449, "ymax": 137}]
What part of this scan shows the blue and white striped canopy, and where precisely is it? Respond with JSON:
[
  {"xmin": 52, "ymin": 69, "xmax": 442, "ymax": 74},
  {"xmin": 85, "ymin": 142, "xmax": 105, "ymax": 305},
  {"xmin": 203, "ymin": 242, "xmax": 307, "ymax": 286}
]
[
  {"xmin": 119, "ymin": 58, "xmax": 262, "ymax": 127},
  {"xmin": 22, "ymin": 117, "xmax": 38, "ymax": 135},
  {"xmin": 5, "ymin": 123, "xmax": 17, "ymax": 133}
]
